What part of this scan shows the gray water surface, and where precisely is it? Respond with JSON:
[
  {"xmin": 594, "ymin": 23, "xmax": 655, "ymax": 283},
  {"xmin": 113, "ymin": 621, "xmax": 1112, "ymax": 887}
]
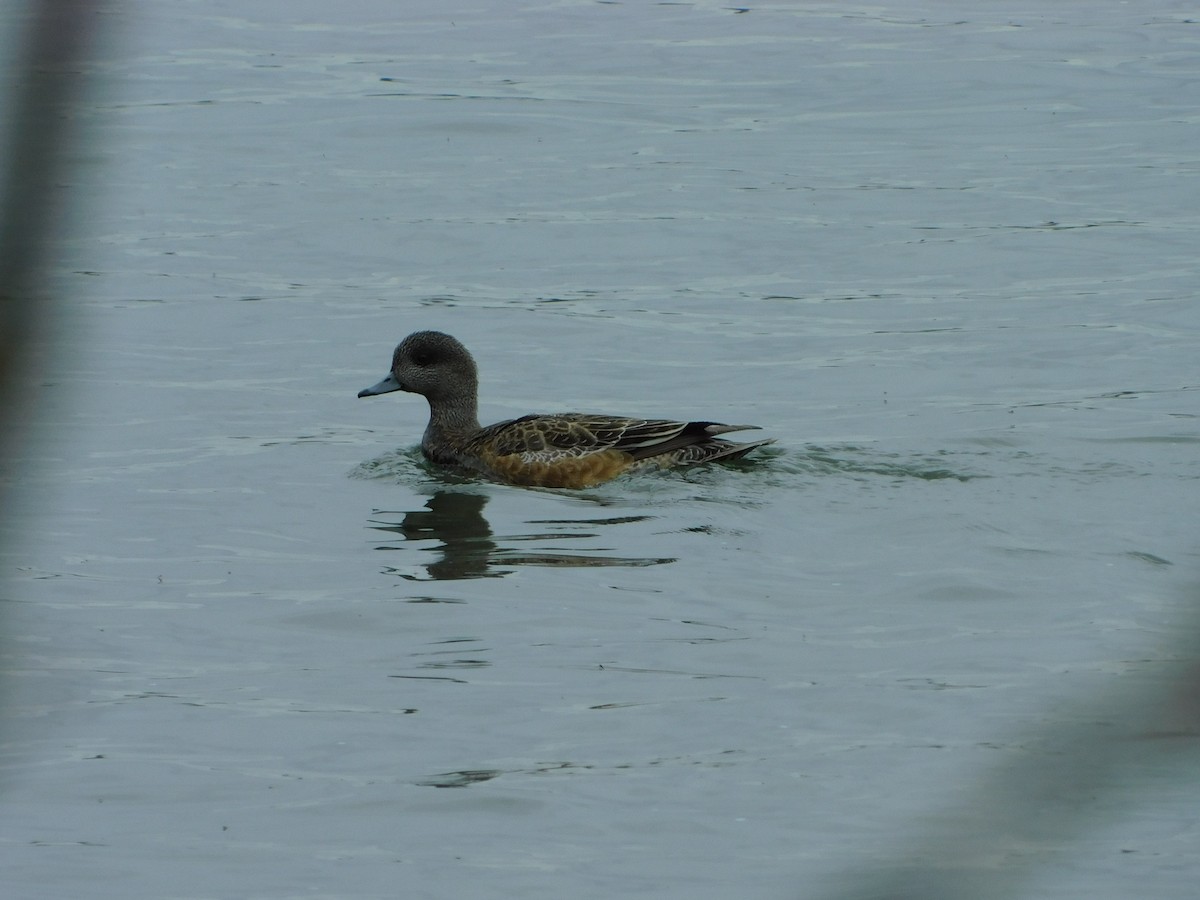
[{"xmin": 2, "ymin": 3, "xmax": 1198, "ymax": 898}]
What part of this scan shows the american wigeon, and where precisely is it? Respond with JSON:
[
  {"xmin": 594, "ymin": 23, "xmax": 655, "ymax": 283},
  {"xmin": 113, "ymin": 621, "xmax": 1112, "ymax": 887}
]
[{"xmin": 358, "ymin": 330, "xmax": 774, "ymax": 488}]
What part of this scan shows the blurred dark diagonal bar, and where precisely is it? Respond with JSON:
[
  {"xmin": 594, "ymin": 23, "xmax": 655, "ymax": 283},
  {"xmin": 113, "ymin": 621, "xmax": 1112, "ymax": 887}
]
[
  {"xmin": 1, "ymin": 0, "xmax": 100, "ymax": 490},
  {"xmin": 810, "ymin": 587, "xmax": 1200, "ymax": 900},
  {"xmin": 1, "ymin": 0, "xmax": 102, "ymax": 751}
]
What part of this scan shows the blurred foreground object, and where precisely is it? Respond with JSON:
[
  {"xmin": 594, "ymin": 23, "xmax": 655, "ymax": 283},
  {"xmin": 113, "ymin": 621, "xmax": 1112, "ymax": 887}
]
[
  {"xmin": 1, "ymin": 0, "xmax": 98, "ymax": 491},
  {"xmin": 0, "ymin": 0, "xmax": 101, "ymax": 756},
  {"xmin": 813, "ymin": 587, "xmax": 1200, "ymax": 900}
]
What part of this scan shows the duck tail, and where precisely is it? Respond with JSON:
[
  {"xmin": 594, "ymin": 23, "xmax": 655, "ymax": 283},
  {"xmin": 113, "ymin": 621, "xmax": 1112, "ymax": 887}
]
[
  {"xmin": 699, "ymin": 422, "xmax": 764, "ymax": 437},
  {"xmin": 706, "ymin": 437, "xmax": 776, "ymax": 462}
]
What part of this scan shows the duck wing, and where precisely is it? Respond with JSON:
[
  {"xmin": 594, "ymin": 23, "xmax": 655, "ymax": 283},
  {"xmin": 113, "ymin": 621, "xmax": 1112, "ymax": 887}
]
[{"xmin": 475, "ymin": 413, "xmax": 764, "ymax": 462}]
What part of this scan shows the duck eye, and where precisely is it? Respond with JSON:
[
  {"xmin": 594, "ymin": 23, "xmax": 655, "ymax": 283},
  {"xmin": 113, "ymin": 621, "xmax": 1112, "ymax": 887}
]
[{"xmin": 411, "ymin": 352, "xmax": 432, "ymax": 367}]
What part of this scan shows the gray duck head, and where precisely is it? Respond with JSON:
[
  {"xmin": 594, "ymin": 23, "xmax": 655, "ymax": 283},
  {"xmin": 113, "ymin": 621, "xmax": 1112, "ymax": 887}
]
[{"xmin": 358, "ymin": 330, "xmax": 479, "ymax": 407}]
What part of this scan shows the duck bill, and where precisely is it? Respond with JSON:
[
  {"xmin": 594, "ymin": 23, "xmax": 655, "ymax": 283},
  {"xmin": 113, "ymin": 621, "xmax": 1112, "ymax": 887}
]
[{"xmin": 357, "ymin": 372, "xmax": 403, "ymax": 398}]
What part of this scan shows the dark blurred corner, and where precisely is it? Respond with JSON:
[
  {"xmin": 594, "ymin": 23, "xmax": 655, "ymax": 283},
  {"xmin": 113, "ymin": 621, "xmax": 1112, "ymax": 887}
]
[
  {"xmin": 1, "ymin": 0, "xmax": 104, "ymax": 745},
  {"xmin": 808, "ymin": 594, "xmax": 1200, "ymax": 899}
]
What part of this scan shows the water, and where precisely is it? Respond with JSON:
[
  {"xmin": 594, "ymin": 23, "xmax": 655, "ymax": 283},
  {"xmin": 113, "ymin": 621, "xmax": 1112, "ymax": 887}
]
[{"xmin": 2, "ymin": 2, "xmax": 1197, "ymax": 898}]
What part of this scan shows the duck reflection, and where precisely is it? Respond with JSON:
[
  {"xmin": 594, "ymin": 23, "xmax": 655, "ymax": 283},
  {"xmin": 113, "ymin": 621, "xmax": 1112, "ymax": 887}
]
[{"xmin": 367, "ymin": 490, "xmax": 675, "ymax": 580}]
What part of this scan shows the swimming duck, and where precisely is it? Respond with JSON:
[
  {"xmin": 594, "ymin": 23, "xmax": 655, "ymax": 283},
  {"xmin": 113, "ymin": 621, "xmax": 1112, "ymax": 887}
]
[{"xmin": 358, "ymin": 330, "xmax": 774, "ymax": 488}]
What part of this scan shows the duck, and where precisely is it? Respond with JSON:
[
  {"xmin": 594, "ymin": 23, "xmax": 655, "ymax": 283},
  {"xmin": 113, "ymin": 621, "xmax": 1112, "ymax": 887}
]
[{"xmin": 357, "ymin": 330, "xmax": 774, "ymax": 489}]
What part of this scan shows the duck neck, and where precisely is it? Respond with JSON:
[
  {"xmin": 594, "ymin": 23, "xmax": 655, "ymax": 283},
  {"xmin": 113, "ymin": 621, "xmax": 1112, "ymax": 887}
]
[{"xmin": 426, "ymin": 393, "xmax": 480, "ymax": 437}]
